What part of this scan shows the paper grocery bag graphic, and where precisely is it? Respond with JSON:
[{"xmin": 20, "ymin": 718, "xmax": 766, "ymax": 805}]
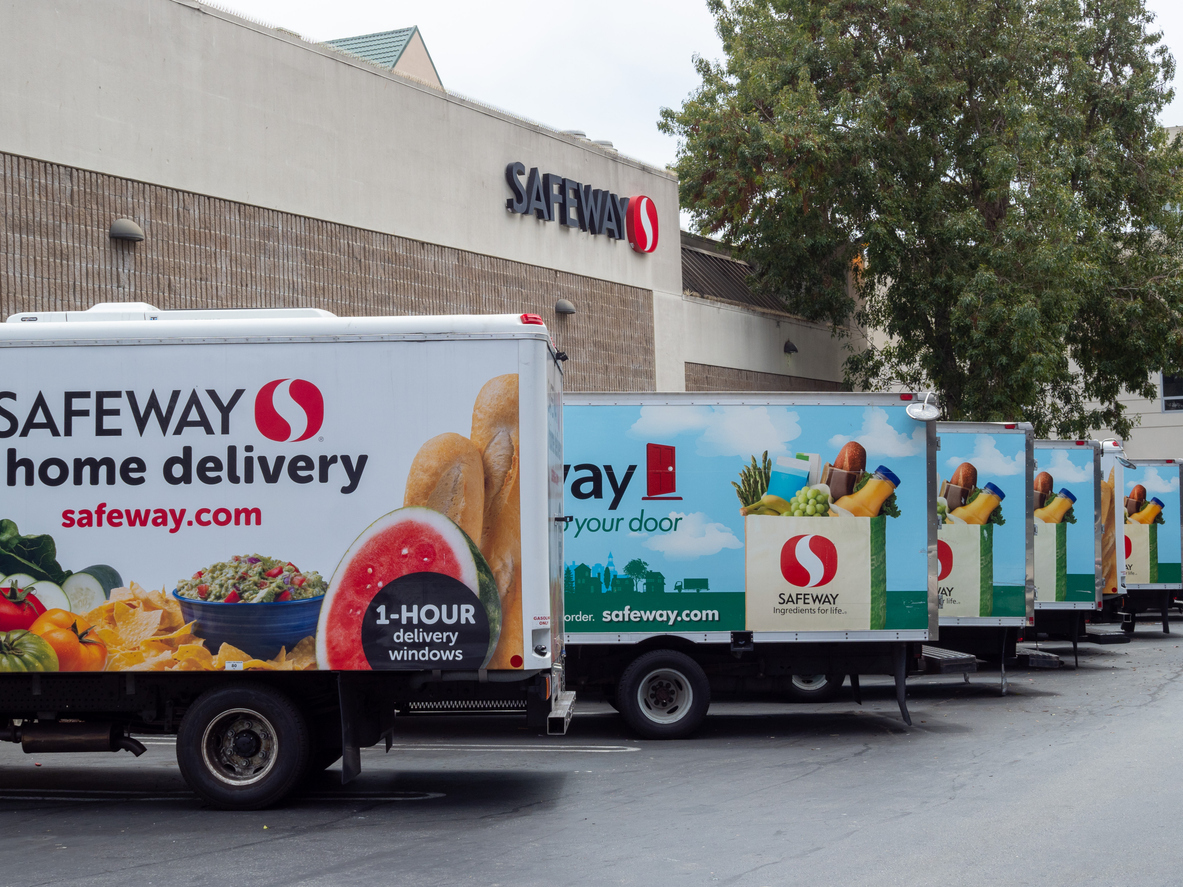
[
  {"xmin": 1034, "ymin": 522, "xmax": 1067, "ymax": 603},
  {"xmin": 1125, "ymin": 523, "xmax": 1159, "ymax": 584},
  {"xmin": 745, "ymin": 515, "xmax": 886, "ymax": 631},
  {"xmin": 937, "ymin": 523, "xmax": 994, "ymax": 617}
]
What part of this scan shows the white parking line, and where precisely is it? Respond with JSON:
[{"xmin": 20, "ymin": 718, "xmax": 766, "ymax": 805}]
[
  {"xmin": 134, "ymin": 740, "xmax": 638, "ymax": 753},
  {"xmin": 0, "ymin": 789, "xmax": 444, "ymax": 802},
  {"xmin": 381, "ymin": 744, "xmax": 638, "ymax": 753}
]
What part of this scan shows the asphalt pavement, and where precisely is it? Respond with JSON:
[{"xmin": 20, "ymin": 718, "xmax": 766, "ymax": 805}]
[{"xmin": 1, "ymin": 627, "xmax": 1181, "ymax": 887}]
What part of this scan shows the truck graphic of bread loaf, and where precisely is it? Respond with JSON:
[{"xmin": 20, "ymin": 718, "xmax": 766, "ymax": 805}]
[{"xmin": 400, "ymin": 374, "xmax": 524, "ymax": 670}]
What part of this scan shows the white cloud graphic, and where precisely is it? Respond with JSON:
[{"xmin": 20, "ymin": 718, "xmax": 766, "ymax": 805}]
[
  {"xmin": 1128, "ymin": 467, "xmax": 1180, "ymax": 495},
  {"xmin": 628, "ymin": 405, "xmax": 801, "ymax": 458},
  {"xmin": 945, "ymin": 435, "xmax": 1025, "ymax": 477},
  {"xmin": 828, "ymin": 406, "xmax": 925, "ymax": 459},
  {"xmin": 642, "ymin": 512, "xmax": 742, "ymax": 560},
  {"xmin": 1039, "ymin": 449, "xmax": 1092, "ymax": 484}
]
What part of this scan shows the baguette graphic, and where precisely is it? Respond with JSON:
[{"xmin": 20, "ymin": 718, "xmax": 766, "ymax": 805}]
[
  {"xmin": 471, "ymin": 374, "xmax": 522, "ymax": 669},
  {"xmin": 1101, "ymin": 467, "xmax": 1117, "ymax": 595},
  {"xmin": 404, "ymin": 432, "xmax": 486, "ymax": 543}
]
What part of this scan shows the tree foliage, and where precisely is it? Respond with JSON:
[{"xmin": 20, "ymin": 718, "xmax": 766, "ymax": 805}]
[
  {"xmin": 623, "ymin": 558, "xmax": 650, "ymax": 579},
  {"xmin": 661, "ymin": 0, "xmax": 1183, "ymax": 437}
]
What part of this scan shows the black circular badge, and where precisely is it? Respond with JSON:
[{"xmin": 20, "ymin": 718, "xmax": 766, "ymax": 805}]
[{"xmin": 362, "ymin": 573, "xmax": 491, "ymax": 670}]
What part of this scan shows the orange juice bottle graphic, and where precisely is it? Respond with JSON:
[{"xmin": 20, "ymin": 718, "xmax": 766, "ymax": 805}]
[
  {"xmin": 834, "ymin": 466, "xmax": 900, "ymax": 517},
  {"xmin": 1034, "ymin": 488, "xmax": 1076, "ymax": 524},
  {"xmin": 951, "ymin": 482, "xmax": 1005, "ymax": 525},
  {"xmin": 1128, "ymin": 497, "xmax": 1164, "ymax": 524}
]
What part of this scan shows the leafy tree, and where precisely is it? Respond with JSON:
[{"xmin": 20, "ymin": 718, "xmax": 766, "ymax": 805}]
[
  {"xmin": 623, "ymin": 558, "xmax": 650, "ymax": 579},
  {"xmin": 564, "ymin": 565, "xmax": 575, "ymax": 595},
  {"xmin": 661, "ymin": 0, "xmax": 1183, "ymax": 437}
]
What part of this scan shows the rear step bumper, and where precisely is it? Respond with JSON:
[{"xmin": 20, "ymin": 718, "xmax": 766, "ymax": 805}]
[
  {"xmin": 548, "ymin": 690, "xmax": 575, "ymax": 735},
  {"xmin": 921, "ymin": 645, "xmax": 977, "ymax": 675}
]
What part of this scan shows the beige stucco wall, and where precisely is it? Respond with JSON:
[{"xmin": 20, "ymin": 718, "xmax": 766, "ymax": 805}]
[
  {"xmin": 654, "ymin": 291, "xmax": 856, "ymax": 391},
  {"xmin": 0, "ymin": 0, "xmax": 680, "ymax": 300}
]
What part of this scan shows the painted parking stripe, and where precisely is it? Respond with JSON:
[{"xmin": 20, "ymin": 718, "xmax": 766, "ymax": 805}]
[
  {"xmin": 0, "ymin": 788, "xmax": 443, "ymax": 802},
  {"xmin": 381, "ymin": 744, "xmax": 638, "ymax": 753},
  {"xmin": 134, "ymin": 740, "xmax": 638, "ymax": 753}
]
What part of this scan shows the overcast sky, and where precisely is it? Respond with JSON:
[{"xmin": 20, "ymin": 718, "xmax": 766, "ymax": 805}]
[{"xmin": 223, "ymin": 0, "xmax": 1183, "ymax": 170}]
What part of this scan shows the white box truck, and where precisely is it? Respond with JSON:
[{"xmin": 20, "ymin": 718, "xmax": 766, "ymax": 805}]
[
  {"xmin": 926, "ymin": 421, "xmax": 1034, "ymax": 691},
  {"xmin": 0, "ymin": 304, "xmax": 572, "ymax": 808},
  {"xmin": 561, "ymin": 392, "xmax": 940, "ymax": 737},
  {"xmin": 1112, "ymin": 457, "xmax": 1183, "ymax": 633}
]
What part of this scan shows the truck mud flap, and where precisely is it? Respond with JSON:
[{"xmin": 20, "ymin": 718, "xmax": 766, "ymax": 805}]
[
  {"xmin": 547, "ymin": 691, "xmax": 575, "ymax": 735},
  {"xmin": 338, "ymin": 674, "xmax": 364, "ymax": 785}
]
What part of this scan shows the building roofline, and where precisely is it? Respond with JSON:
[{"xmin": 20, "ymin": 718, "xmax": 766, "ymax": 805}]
[{"xmin": 174, "ymin": 1, "xmax": 675, "ymax": 179}]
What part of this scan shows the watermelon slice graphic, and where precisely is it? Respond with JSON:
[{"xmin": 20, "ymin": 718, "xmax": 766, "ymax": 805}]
[{"xmin": 316, "ymin": 507, "xmax": 500, "ymax": 670}]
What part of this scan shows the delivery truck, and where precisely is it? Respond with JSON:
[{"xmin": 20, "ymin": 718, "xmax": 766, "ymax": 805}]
[
  {"xmin": 926, "ymin": 422, "xmax": 1034, "ymax": 692},
  {"xmin": 1028, "ymin": 440, "xmax": 1113, "ymax": 661},
  {"xmin": 0, "ymin": 304, "xmax": 572, "ymax": 809},
  {"xmin": 561, "ymin": 392, "xmax": 940, "ymax": 738},
  {"xmin": 1112, "ymin": 457, "xmax": 1182, "ymax": 633}
]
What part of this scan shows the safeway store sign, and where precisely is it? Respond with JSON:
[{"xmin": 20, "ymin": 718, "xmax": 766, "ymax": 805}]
[{"xmin": 505, "ymin": 161, "xmax": 659, "ymax": 254}]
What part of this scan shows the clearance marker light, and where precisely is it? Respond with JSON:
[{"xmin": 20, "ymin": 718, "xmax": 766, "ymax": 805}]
[{"xmin": 520, "ymin": 314, "xmax": 545, "ymax": 325}]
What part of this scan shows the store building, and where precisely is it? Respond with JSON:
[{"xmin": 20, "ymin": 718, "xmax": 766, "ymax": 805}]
[{"xmin": 0, "ymin": 0, "xmax": 848, "ymax": 394}]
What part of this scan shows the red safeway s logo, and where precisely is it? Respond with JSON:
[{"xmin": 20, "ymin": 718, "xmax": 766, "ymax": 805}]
[
  {"xmin": 626, "ymin": 196, "xmax": 659, "ymax": 254},
  {"xmin": 937, "ymin": 540, "xmax": 953, "ymax": 581},
  {"xmin": 781, "ymin": 534, "xmax": 839, "ymax": 588},
  {"xmin": 255, "ymin": 379, "xmax": 324, "ymax": 442},
  {"xmin": 1125, "ymin": 534, "xmax": 1133, "ymax": 559}
]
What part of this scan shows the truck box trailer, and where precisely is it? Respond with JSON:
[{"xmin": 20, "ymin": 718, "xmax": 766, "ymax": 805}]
[
  {"xmin": 1112, "ymin": 457, "xmax": 1183, "ymax": 633},
  {"xmin": 0, "ymin": 304, "xmax": 572, "ymax": 808},
  {"xmin": 561, "ymin": 392, "xmax": 939, "ymax": 737},
  {"xmin": 1029, "ymin": 440, "xmax": 1107, "ymax": 662},
  {"xmin": 927, "ymin": 422, "xmax": 1034, "ymax": 692}
]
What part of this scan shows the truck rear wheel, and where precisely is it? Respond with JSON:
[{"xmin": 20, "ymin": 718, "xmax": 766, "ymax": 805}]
[
  {"xmin": 176, "ymin": 683, "xmax": 310, "ymax": 810},
  {"xmin": 786, "ymin": 674, "xmax": 844, "ymax": 702},
  {"xmin": 617, "ymin": 650, "xmax": 709, "ymax": 739}
]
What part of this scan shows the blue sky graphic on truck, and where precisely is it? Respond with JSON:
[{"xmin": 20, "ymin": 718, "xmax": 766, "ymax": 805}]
[{"xmin": 562, "ymin": 402, "xmax": 931, "ymax": 633}]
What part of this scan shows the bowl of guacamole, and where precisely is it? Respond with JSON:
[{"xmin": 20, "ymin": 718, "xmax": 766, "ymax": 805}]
[{"xmin": 173, "ymin": 555, "xmax": 327, "ymax": 660}]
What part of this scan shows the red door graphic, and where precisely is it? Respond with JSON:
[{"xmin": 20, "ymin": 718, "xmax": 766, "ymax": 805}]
[{"xmin": 644, "ymin": 443, "xmax": 682, "ymax": 500}]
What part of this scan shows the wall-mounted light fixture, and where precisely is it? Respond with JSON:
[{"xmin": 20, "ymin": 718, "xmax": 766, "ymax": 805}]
[
  {"xmin": 555, "ymin": 298, "xmax": 577, "ymax": 316},
  {"xmin": 783, "ymin": 339, "xmax": 798, "ymax": 354},
  {"xmin": 109, "ymin": 219, "xmax": 145, "ymax": 242}
]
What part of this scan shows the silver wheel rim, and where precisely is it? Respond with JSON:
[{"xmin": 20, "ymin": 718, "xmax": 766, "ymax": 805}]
[
  {"xmin": 200, "ymin": 707, "xmax": 279, "ymax": 786},
  {"xmin": 792, "ymin": 675, "xmax": 830, "ymax": 692},
  {"xmin": 637, "ymin": 667, "xmax": 693, "ymax": 725}
]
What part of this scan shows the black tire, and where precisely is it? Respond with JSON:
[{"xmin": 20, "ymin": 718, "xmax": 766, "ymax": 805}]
[
  {"xmin": 176, "ymin": 683, "xmax": 310, "ymax": 810},
  {"xmin": 616, "ymin": 649, "xmax": 710, "ymax": 739},
  {"xmin": 785, "ymin": 674, "xmax": 844, "ymax": 703}
]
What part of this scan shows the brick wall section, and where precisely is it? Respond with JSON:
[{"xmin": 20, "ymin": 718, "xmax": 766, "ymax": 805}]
[
  {"xmin": 0, "ymin": 152, "xmax": 654, "ymax": 391},
  {"xmin": 685, "ymin": 362, "xmax": 848, "ymax": 392}
]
